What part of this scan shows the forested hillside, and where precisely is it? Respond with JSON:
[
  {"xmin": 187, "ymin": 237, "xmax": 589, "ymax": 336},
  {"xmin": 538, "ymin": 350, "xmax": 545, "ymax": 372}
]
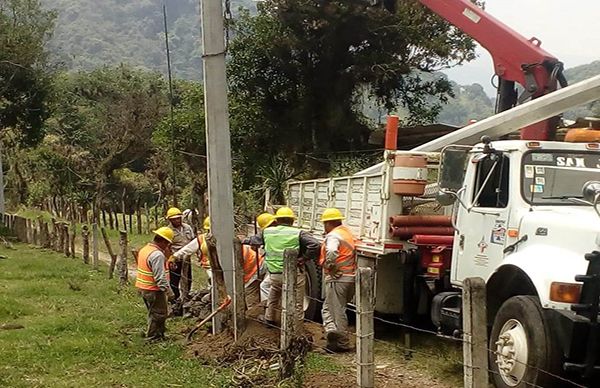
[{"xmin": 42, "ymin": 0, "xmax": 253, "ymax": 80}]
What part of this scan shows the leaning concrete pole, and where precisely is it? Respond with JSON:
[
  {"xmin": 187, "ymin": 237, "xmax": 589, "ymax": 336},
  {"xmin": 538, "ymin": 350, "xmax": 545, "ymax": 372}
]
[{"xmin": 199, "ymin": 0, "xmax": 237, "ymax": 334}]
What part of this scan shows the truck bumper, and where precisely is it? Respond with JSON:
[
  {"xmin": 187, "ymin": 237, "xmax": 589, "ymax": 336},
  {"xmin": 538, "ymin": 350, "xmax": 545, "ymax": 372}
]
[{"xmin": 547, "ymin": 309, "xmax": 600, "ymax": 377}]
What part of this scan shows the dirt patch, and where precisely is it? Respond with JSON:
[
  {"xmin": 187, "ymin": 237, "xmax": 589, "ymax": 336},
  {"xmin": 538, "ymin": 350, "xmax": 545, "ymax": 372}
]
[{"xmin": 186, "ymin": 306, "xmax": 458, "ymax": 388}]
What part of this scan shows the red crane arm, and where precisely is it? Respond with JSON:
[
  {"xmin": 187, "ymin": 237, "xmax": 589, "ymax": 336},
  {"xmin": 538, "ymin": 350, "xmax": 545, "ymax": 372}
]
[
  {"xmin": 415, "ymin": 0, "xmax": 567, "ymax": 140},
  {"xmin": 419, "ymin": 0, "xmax": 558, "ymax": 93}
]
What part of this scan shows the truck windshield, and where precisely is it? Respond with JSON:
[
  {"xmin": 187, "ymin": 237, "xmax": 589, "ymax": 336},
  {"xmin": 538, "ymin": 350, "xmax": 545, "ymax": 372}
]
[{"xmin": 522, "ymin": 150, "xmax": 600, "ymax": 205}]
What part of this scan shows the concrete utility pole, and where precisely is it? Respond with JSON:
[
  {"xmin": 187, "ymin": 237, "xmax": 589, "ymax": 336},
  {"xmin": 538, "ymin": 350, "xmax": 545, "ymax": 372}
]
[{"xmin": 199, "ymin": 0, "xmax": 237, "ymax": 333}]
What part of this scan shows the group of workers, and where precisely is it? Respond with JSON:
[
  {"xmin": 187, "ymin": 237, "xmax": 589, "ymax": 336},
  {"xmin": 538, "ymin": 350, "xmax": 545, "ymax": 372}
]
[{"xmin": 134, "ymin": 205, "xmax": 357, "ymax": 352}]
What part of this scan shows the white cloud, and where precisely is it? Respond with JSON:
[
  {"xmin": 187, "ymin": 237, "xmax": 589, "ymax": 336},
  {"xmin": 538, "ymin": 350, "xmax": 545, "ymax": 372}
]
[{"xmin": 444, "ymin": 0, "xmax": 600, "ymax": 95}]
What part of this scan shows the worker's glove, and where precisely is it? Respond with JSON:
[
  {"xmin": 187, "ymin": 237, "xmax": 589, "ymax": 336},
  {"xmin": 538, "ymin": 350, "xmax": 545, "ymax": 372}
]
[
  {"xmin": 166, "ymin": 288, "xmax": 176, "ymax": 301},
  {"xmin": 325, "ymin": 262, "xmax": 341, "ymax": 278}
]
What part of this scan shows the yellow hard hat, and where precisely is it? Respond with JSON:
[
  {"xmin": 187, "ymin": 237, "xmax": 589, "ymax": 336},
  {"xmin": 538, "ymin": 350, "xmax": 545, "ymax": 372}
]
[
  {"xmin": 166, "ymin": 207, "xmax": 183, "ymax": 219},
  {"xmin": 275, "ymin": 207, "xmax": 296, "ymax": 219},
  {"xmin": 153, "ymin": 227, "xmax": 174, "ymax": 243},
  {"xmin": 321, "ymin": 208, "xmax": 345, "ymax": 222},
  {"xmin": 256, "ymin": 213, "xmax": 275, "ymax": 229},
  {"xmin": 203, "ymin": 216, "xmax": 211, "ymax": 231}
]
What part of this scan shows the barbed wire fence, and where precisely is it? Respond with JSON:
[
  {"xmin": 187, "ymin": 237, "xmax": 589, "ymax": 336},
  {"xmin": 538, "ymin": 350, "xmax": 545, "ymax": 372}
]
[{"xmin": 1, "ymin": 216, "xmax": 590, "ymax": 388}]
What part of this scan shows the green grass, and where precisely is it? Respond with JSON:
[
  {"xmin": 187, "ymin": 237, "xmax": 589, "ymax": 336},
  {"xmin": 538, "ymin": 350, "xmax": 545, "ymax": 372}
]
[
  {"xmin": 375, "ymin": 328, "xmax": 463, "ymax": 387},
  {"xmin": 0, "ymin": 245, "xmax": 228, "ymax": 387}
]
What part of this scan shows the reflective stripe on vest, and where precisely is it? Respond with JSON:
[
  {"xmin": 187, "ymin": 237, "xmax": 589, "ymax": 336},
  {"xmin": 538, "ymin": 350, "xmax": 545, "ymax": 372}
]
[
  {"xmin": 198, "ymin": 234, "xmax": 210, "ymax": 269},
  {"xmin": 135, "ymin": 243, "xmax": 168, "ymax": 291},
  {"xmin": 319, "ymin": 226, "xmax": 356, "ymax": 277},
  {"xmin": 263, "ymin": 225, "xmax": 300, "ymax": 274},
  {"xmin": 242, "ymin": 245, "xmax": 264, "ymax": 284}
]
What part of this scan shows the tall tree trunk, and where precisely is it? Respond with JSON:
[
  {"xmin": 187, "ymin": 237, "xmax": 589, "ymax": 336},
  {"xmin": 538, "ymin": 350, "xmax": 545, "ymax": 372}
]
[
  {"xmin": 121, "ymin": 189, "xmax": 127, "ymax": 231},
  {"xmin": 102, "ymin": 209, "xmax": 107, "ymax": 227},
  {"xmin": 114, "ymin": 206, "xmax": 119, "ymax": 230},
  {"xmin": 136, "ymin": 200, "xmax": 142, "ymax": 235}
]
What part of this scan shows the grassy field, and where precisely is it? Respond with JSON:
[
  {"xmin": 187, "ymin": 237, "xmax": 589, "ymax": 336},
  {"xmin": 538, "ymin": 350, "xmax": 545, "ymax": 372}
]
[
  {"xmin": 0, "ymin": 245, "xmax": 230, "ymax": 387},
  {"xmin": 0, "ymin": 244, "xmax": 346, "ymax": 388}
]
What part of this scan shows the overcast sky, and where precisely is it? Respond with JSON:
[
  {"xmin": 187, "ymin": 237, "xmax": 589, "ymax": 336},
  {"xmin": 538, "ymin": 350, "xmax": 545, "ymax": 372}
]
[{"xmin": 444, "ymin": 0, "xmax": 600, "ymax": 96}]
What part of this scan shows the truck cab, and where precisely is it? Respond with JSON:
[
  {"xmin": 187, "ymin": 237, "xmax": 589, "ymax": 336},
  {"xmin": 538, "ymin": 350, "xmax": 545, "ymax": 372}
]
[{"xmin": 437, "ymin": 138, "xmax": 600, "ymax": 386}]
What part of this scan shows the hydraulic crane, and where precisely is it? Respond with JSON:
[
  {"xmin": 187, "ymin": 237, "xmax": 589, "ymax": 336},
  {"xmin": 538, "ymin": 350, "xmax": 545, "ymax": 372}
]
[{"xmin": 382, "ymin": 0, "xmax": 569, "ymax": 140}]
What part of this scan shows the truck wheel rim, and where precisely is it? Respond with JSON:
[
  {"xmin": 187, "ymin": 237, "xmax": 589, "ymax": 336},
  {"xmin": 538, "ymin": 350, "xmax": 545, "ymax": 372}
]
[
  {"xmin": 495, "ymin": 319, "xmax": 528, "ymax": 386},
  {"xmin": 303, "ymin": 271, "xmax": 311, "ymax": 312}
]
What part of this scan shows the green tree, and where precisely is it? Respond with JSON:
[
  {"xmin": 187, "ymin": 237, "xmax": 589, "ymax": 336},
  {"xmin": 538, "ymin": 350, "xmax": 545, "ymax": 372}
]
[
  {"xmin": 24, "ymin": 66, "xmax": 168, "ymax": 214},
  {"xmin": 1, "ymin": 0, "xmax": 56, "ymax": 146},
  {"xmin": 152, "ymin": 80, "xmax": 207, "ymax": 214}
]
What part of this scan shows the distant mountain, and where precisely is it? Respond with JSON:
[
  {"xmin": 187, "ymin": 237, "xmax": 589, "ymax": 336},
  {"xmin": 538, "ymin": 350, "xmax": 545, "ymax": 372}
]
[
  {"xmin": 43, "ymin": 0, "xmax": 254, "ymax": 80},
  {"xmin": 437, "ymin": 81, "xmax": 494, "ymax": 126},
  {"xmin": 562, "ymin": 61, "xmax": 600, "ymax": 119}
]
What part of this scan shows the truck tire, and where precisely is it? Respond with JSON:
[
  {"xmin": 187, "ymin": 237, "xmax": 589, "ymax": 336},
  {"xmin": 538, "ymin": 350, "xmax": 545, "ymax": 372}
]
[
  {"xmin": 489, "ymin": 295, "xmax": 561, "ymax": 388},
  {"xmin": 303, "ymin": 260, "xmax": 322, "ymax": 322}
]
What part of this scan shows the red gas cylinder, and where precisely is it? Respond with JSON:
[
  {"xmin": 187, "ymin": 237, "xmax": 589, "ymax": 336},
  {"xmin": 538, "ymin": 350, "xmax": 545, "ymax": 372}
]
[{"xmin": 392, "ymin": 154, "xmax": 427, "ymax": 196}]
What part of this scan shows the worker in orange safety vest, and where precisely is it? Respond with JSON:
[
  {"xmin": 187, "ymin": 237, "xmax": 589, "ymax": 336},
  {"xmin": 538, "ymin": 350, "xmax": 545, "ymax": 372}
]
[
  {"xmin": 135, "ymin": 227, "xmax": 176, "ymax": 341},
  {"xmin": 318, "ymin": 208, "xmax": 357, "ymax": 352}
]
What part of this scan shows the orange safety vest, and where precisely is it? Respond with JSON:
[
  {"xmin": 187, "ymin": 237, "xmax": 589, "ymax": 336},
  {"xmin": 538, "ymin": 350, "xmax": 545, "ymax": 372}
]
[
  {"xmin": 135, "ymin": 243, "xmax": 169, "ymax": 291},
  {"xmin": 198, "ymin": 234, "xmax": 211, "ymax": 269},
  {"xmin": 318, "ymin": 225, "xmax": 357, "ymax": 277},
  {"xmin": 243, "ymin": 245, "xmax": 264, "ymax": 284}
]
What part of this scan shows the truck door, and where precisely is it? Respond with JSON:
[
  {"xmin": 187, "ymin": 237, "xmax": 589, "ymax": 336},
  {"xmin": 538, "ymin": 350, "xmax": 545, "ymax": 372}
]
[{"xmin": 452, "ymin": 153, "xmax": 511, "ymax": 283}]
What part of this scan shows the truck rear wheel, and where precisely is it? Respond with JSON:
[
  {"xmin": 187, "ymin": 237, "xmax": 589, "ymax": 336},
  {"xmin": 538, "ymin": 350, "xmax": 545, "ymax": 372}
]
[
  {"xmin": 489, "ymin": 295, "xmax": 561, "ymax": 387},
  {"xmin": 303, "ymin": 260, "xmax": 322, "ymax": 322}
]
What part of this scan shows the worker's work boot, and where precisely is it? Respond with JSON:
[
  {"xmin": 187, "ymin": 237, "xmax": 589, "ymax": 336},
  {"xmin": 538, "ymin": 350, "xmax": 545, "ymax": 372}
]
[
  {"xmin": 325, "ymin": 331, "xmax": 343, "ymax": 353},
  {"xmin": 258, "ymin": 314, "xmax": 277, "ymax": 328}
]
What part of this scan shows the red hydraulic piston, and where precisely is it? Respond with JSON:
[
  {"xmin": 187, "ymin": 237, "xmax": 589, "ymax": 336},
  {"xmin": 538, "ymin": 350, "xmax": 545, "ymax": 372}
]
[
  {"xmin": 410, "ymin": 234, "xmax": 454, "ymax": 246},
  {"xmin": 390, "ymin": 226, "xmax": 454, "ymax": 239},
  {"xmin": 389, "ymin": 215, "xmax": 452, "ymax": 227},
  {"xmin": 385, "ymin": 115, "xmax": 399, "ymax": 150}
]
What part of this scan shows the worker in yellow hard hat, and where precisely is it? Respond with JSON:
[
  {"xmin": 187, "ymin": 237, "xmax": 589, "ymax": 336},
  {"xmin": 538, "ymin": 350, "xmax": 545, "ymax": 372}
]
[
  {"xmin": 261, "ymin": 207, "xmax": 319, "ymax": 326},
  {"xmin": 135, "ymin": 227, "xmax": 176, "ymax": 341},
  {"xmin": 171, "ymin": 215, "xmax": 212, "ymax": 289},
  {"xmin": 318, "ymin": 208, "xmax": 356, "ymax": 352},
  {"xmin": 165, "ymin": 207, "xmax": 195, "ymax": 313}
]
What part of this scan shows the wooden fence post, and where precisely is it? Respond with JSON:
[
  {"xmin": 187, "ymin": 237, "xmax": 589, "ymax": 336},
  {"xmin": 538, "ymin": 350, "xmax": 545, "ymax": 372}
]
[
  {"xmin": 205, "ymin": 233, "xmax": 229, "ymax": 333},
  {"xmin": 280, "ymin": 248, "xmax": 299, "ymax": 379},
  {"xmin": 63, "ymin": 223, "xmax": 70, "ymax": 257},
  {"xmin": 101, "ymin": 227, "xmax": 118, "ymax": 278},
  {"xmin": 70, "ymin": 224, "xmax": 76, "ymax": 259},
  {"xmin": 118, "ymin": 230, "xmax": 129, "ymax": 285},
  {"xmin": 32, "ymin": 219, "xmax": 39, "ymax": 246},
  {"xmin": 40, "ymin": 220, "xmax": 49, "ymax": 248},
  {"xmin": 356, "ymin": 267, "xmax": 375, "ymax": 388},
  {"xmin": 25, "ymin": 219, "xmax": 32, "ymax": 244},
  {"xmin": 82, "ymin": 225, "xmax": 90, "ymax": 264},
  {"xmin": 92, "ymin": 223, "xmax": 99, "ymax": 270},
  {"xmin": 462, "ymin": 277, "xmax": 489, "ymax": 388},
  {"xmin": 233, "ymin": 238, "xmax": 246, "ymax": 340}
]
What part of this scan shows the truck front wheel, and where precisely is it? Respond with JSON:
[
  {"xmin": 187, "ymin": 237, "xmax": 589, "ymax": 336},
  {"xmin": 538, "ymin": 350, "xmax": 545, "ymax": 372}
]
[
  {"xmin": 303, "ymin": 260, "xmax": 322, "ymax": 322},
  {"xmin": 489, "ymin": 295, "xmax": 561, "ymax": 387}
]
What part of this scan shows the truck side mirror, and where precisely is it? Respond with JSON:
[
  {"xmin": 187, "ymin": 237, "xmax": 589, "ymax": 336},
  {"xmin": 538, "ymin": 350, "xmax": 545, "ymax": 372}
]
[
  {"xmin": 438, "ymin": 147, "xmax": 470, "ymax": 192},
  {"xmin": 436, "ymin": 192, "xmax": 456, "ymax": 206},
  {"xmin": 582, "ymin": 181, "xmax": 600, "ymax": 203}
]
